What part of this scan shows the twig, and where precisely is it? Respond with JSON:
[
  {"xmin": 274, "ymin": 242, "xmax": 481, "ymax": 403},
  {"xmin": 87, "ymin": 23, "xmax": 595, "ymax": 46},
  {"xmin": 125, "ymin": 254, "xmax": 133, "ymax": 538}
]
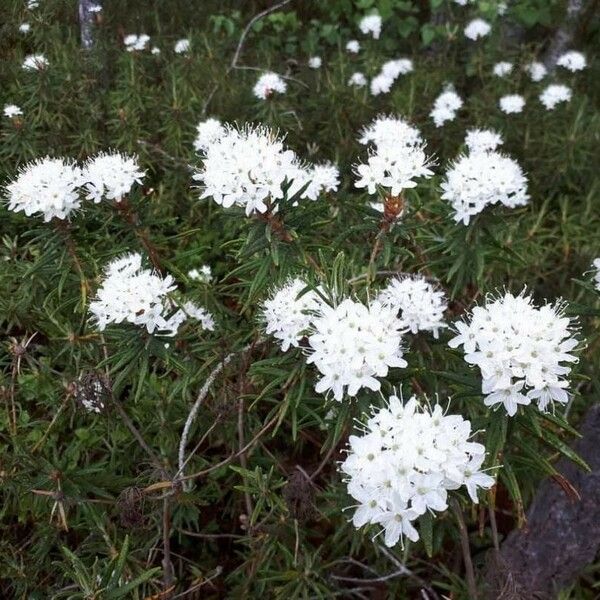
[
  {"xmin": 177, "ymin": 347, "xmax": 250, "ymax": 478},
  {"xmin": 31, "ymin": 395, "xmax": 70, "ymax": 453},
  {"xmin": 451, "ymin": 499, "xmax": 478, "ymax": 599},
  {"xmin": 238, "ymin": 397, "xmax": 254, "ymax": 519},
  {"xmin": 177, "ymin": 529, "xmax": 242, "ymax": 540},
  {"xmin": 162, "ymin": 497, "xmax": 175, "ymax": 592},
  {"xmin": 230, "ymin": 0, "xmax": 293, "ymax": 69},
  {"xmin": 331, "ymin": 569, "xmax": 411, "ymax": 584},
  {"xmin": 136, "ymin": 139, "xmax": 194, "ymax": 173}
]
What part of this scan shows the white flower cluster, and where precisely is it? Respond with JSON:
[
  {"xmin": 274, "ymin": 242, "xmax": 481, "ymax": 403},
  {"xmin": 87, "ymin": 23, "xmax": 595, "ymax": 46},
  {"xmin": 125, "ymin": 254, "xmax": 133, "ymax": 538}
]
[
  {"xmin": 525, "ymin": 61, "xmax": 547, "ymax": 82},
  {"xmin": 5, "ymin": 157, "xmax": 84, "ymax": 221},
  {"xmin": 253, "ymin": 72, "xmax": 287, "ymax": 100},
  {"xmin": 359, "ymin": 14, "xmax": 382, "ymax": 39},
  {"xmin": 308, "ymin": 56, "xmax": 322, "ymax": 69},
  {"xmin": 464, "ymin": 18, "xmax": 491, "ymax": 40},
  {"xmin": 83, "ymin": 152, "xmax": 145, "ymax": 203},
  {"xmin": 441, "ymin": 148, "xmax": 529, "ymax": 225},
  {"xmin": 348, "ymin": 71, "xmax": 367, "ymax": 87},
  {"xmin": 341, "ymin": 395, "xmax": 494, "ymax": 547},
  {"xmin": 19, "ymin": 23, "xmax": 31, "ymax": 33},
  {"xmin": 307, "ymin": 299, "xmax": 407, "ymax": 401},
  {"xmin": 262, "ymin": 278, "xmax": 323, "ymax": 351},
  {"xmin": 22, "ymin": 54, "xmax": 48, "ymax": 70},
  {"xmin": 174, "ymin": 38, "xmax": 191, "ymax": 54},
  {"xmin": 493, "ymin": 61, "xmax": 513, "ymax": 77},
  {"xmin": 89, "ymin": 253, "xmax": 214, "ymax": 335},
  {"xmin": 592, "ymin": 259, "xmax": 600, "ymax": 292},
  {"xmin": 539, "ymin": 84, "xmax": 572, "ymax": 110},
  {"xmin": 355, "ymin": 116, "xmax": 433, "ymax": 197},
  {"xmin": 377, "ymin": 276, "xmax": 447, "ymax": 338},
  {"xmin": 359, "ymin": 115, "xmax": 422, "ymax": 149},
  {"xmin": 4, "ymin": 104, "xmax": 23, "ymax": 118},
  {"xmin": 430, "ymin": 89, "xmax": 463, "ymax": 127},
  {"xmin": 370, "ymin": 58, "xmax": 413, "ymax": 96},
  {"xmin": 193, "ymin": 124, "xmax": 336, "ymax": 215},
  {"xmin": 556, "ymin": 50, "xmax": 586, "ymax": 72},
  {"xmin": 124, "ymin": 34, "xmax": 150, "ymax": 52},
  {"xmin": 499, "ymin": 94, "xmax": 525, "ymax": 114},
  {"xmin": 449, "ymin": 291, "xmax": 579, "ymax": 415},
  {"xmin": 346, "ymin": 40, "xmax": 360, "ymax": 54},
  {"xmin": 193, "ymin": 118, "xmax": 226, "ymax": 152},
  {"xmin": 188, "ymin": 264, "xmax": 212, "ymax": 283},
  {"xmin": 464, "ymin": 128, "xmax": 503, "ymax": 153}
]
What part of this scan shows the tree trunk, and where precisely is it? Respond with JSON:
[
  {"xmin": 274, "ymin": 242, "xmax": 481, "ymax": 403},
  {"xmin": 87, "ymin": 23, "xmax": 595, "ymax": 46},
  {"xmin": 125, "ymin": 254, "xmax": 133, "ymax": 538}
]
[
  {"xmin": 484, "ymin": 404, "xmax": 600, "ymax": 599},
  {"xmin": 79, "ymin": 0, "xmax": 100, "ymax": 50}
]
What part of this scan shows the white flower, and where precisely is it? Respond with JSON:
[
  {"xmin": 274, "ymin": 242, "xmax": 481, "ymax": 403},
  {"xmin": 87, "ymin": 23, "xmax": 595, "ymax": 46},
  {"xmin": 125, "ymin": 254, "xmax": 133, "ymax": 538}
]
[
  {"xmin": 308, "ymin": 56, "xmax": 322, "ymax": 69},
  {"xmin": 262, "ymin": 278, "xmax": 323, "ymax": 351},
  {"xmin": 306, "ymin": 299, "xmax": 407, "ymax": 401},
  {"xmin": 464, "ymin": 18, "xmax": 491, "ymax": 40},
  {"xmin": 556, "ymin": 50, "xmax": 586, "ymax": 72},
  {"xmin": 355, "ymin": 142, "xmax": 433, "ymax": 197},
  {"xmin": 370, "ymin": 74, "xmax": 394, "ymax": 96},
  {"xmin": 19, "ymin": 23, "xmax": 31, "ymax": 33},
  {"xmin": 89, "ymin": 4, "xmax": 102, "ymax": 12},
  {"xmin": 27, "ymin": 0, "xmax": 39, "ymax": 8},
  {"xmin": 151, "ymin": 46, "xmax": 161, "ymax": 55},
  {"xmin": 174, "ymin": 38, "xmax": 191, "ymax": 54},
  {"xmin": 188, "ymin": 264, "xmax": 212, "ymax": 283},
  {"xmin": 304, "ymin": 163, "xmax": 340, "ymax": 200},
  {"xmin": 359, "ymin": 14, "xmax": 383, "ymax": 39},
  {"xmin": 3, "ymin": 104, "xmax": 23, "ymax": 118},
  {"xmin": 348, "ymin": 72, "xmax": 367, "ymax": 87},
  {"xmin": 193, "ymin": 118, "xmax": 226, "ymax": 153},
  {"xmin": 464, "ymin": 128, "xmax": 503, "ymax": 153},
  {"xmin": 430, "ymin": 89, "xmax": 463, "ymax": 127},
  {"xmin": 22, "ymin": 54, "xmax": 48, "ymax": 70},
  {"xmin": 359, "ymin": 115, "xmax": 422, "ymax": 150},
  {"xmin": 89, "ymin": 253, "xmax": 213, "ymax": 335},
  {"xmin": 449, "ymin": 291, "xmax": 579, "ymax": 415},
  {"xmin": 499, "ymin": 94, "xmax": 525, "ymax": 114},
  {"xmin": 83, "ymin": 152, "xmax": 144, "ymax": 203},
  {"xmin": 592, "ymin": 258, "xmax": 600, "ymax": 292},
  {"xmin": 525, "ymin": 61, "xmax": 547, "ymax": 82},
  {"xmin": 253, "ymin": 71, "xmax": 287, "ymax": 100},
  {"xmin": 381, "ymin": 58, "xmax": 413, "ymax": 78},
  {"xmin": 493, "ymin": 61, "xmax": 513, "ymax": 77},
  {"xmin": 341, "ymin": 394, "xmax": 494, "ymax": 547},
  {"xmin": 124, "ymin": 34, "xmax": 150, "ymax": 52},
  {"xmin": 377, "ymin": 276, "xmax": 447, "ymax": 338},
  {"xmin": 5, "ymin": 157, "xmax": 83, "ymax": 221},
  {"xmin": 193, "ymin": 124, "xmax": 313, "ymax": 216},
  {"xmin": 539, "ymin": 84, "xmax": 572, "ymax": 110},
  {"xmin": 346, "ymin": 40, "xmax": 360, "ymax": 54},
  {"xmin": 441, "ymin": 150, "xmax": 529, "ymax": 225}
]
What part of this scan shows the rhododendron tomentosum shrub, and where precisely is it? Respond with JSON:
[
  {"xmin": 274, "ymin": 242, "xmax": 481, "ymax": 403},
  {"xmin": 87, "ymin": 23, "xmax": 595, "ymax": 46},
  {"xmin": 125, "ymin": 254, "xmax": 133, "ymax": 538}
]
[
  {"xmin": 525, "ymin": 61, "xmax": 547, "ymax": 81},
  {"xmin": 262, "ymin": 278, "xmax": 323, "ymax": 351},
  {"xmin": 492, "ymin": 62, "xmax": 513, "ymax": 77},
  {"xmin": 83, "ymin": 152, "xmax": 145, "ymax": 203},
  {"xmin": 341, "ymin": 394, "xmax": 495, "ymax": 547},
  {"xmin": 499, "ymin": 94, "xmax": 525, "ymax": 114},
  {"xmin": 89, "ymin": 253, "xmax": 214, "ymax": 335},
  {"xmin": 449, "ymin": 291, "xmax": 580, "ymax": 415},
  {"xmin": 5, "ymin": 157, "xmax": 84, "ymax": 221},
  {"xmin": 377, "ymin": 276, "xmax": 447, "ymax": 338},
  {"xmin": 464, "ymin": 18, "xmax": 491, "ymax": 40},
  {"xmin": 192, "ymin": 124, "xmax": 332, "ymax": 215},
  {"xmin": 306, "ymin": 299, "xmax": 407, "ymax": 401},
  {"xmin": 441, "ymin": 149, "xmax": 529, "ymax": 225},
  {"xmin": 4, "ymin": 104, "xmax": 23, "ymax": 118}
]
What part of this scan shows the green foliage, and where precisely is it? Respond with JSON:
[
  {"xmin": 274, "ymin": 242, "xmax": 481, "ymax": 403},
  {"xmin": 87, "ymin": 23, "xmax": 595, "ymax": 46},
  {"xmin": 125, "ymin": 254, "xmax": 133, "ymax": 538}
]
[{"xmin": 1, "ymin": 0, "xmax": 599, "ymax": 597}]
